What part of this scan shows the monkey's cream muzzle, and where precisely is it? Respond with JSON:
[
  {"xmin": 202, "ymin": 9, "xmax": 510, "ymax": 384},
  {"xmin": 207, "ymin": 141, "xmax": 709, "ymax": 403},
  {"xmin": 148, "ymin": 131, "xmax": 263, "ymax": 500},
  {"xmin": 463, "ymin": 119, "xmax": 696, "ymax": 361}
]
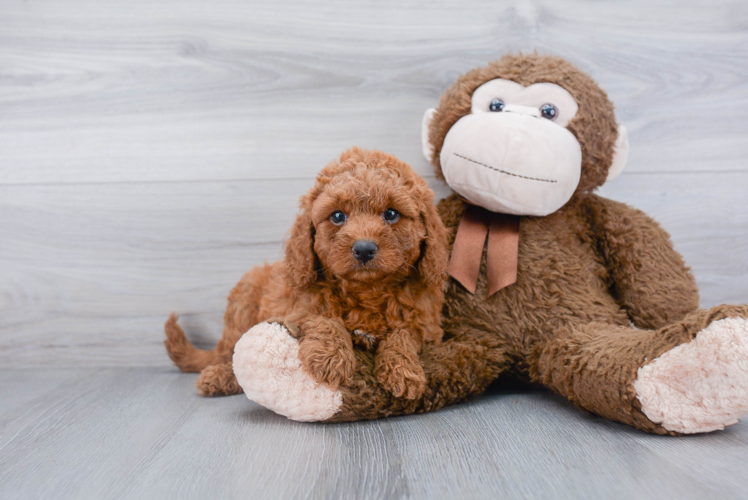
[
  {"xmin": 419, "ymin": 78, "xmax": 629, "ymax": 295},
  {"xmin": 439, "ymin": 107, "xmax": 582, "ymax": 217}
]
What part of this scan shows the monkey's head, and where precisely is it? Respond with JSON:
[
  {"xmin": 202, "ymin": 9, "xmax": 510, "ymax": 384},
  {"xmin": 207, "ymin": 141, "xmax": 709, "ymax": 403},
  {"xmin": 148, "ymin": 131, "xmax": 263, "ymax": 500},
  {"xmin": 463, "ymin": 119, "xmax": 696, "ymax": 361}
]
[{"xmin": 422, "ymin": 53, "xmax": 629, "ymax": 216}]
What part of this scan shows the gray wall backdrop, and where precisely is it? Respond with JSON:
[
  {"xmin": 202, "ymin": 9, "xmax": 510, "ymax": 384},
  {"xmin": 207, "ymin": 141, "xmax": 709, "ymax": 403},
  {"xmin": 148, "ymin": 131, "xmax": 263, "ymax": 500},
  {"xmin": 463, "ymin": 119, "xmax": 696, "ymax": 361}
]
[{"xmin": 2, "ymin": 0, "xmax": 747, "ymax": 368}]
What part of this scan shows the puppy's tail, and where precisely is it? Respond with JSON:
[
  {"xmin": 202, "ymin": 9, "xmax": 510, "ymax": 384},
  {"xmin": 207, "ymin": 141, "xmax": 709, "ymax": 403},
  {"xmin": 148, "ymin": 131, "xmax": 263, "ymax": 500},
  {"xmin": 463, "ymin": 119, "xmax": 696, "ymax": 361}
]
[{"xmin": 164, "ymin": 313, "xmax": 223, "ymax": 372}]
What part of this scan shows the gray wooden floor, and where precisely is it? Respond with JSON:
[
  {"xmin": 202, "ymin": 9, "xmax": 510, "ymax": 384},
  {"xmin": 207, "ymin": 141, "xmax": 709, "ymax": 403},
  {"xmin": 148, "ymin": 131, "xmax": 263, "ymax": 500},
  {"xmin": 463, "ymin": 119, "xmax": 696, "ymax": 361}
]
[
  {"xmin": 2, "ymin": 369, "xmax": 748, "ymax": 500},
  {"xmin": 2, "ymin": 0, "xmax": 748, "ymax": 498}
]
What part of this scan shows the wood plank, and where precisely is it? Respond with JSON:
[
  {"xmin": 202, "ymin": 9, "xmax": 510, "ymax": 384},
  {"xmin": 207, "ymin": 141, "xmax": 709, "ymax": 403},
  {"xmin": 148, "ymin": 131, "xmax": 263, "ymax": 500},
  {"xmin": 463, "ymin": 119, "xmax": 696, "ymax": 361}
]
[
  {"xmin": 0, "ymin": 369, "xmax": 746, "ymax": 499},
  {"xmin": 2, "ymin": 0, "xmax": 747, "ymax": 498},
  {"xmin": 1, "ymin": 0, "xmax": 747, "ymax": 185},
  {"xmin": 0, "ymin": 173, "xmax": 745, "ymax": 367}
]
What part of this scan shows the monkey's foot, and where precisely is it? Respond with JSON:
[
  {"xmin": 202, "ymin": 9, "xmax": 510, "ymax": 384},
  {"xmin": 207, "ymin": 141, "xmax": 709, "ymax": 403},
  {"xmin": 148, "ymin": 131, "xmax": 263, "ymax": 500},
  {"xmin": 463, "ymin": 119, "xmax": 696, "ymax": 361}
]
[
  {"xmin": 634, "ymin": 317, "xmax": 748, "ymax": 433},
  {"xmin": 233, "ymin": 322, "xmax": 343, "ymax": 422}
]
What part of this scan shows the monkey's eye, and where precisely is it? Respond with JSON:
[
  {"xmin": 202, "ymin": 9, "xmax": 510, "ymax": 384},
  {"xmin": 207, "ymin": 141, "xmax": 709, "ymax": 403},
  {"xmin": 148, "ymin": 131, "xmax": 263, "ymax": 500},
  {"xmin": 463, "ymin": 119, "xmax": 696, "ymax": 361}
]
[
  {"xmin": 330, "ymin": 211, "xmax": 347, "ymax": 225},
  {"xmin": 383, "ymin": 208, "xmax": 400, "ymax": 223},
  {"xmin": 489, "ymin": 99, "xmax": 505, "ymax": 112},
  {"xmin": 540, "ymin": 103, "xmax": 558, "ymax": 120}
]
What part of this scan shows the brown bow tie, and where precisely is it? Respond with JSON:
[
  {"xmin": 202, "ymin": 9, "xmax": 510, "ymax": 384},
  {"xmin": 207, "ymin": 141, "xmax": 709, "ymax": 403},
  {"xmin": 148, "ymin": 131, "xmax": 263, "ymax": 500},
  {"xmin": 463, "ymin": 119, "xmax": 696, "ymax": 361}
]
[{"xmin": 447, "ymin": 205, "xmax": 520, "ymax": 297}]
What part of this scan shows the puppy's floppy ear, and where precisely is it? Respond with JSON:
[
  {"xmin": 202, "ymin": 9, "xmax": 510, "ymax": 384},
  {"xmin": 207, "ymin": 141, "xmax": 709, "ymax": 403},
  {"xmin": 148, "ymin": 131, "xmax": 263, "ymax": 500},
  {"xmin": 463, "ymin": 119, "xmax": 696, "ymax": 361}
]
[
  {"xmin": 283, "ymin": 194, "xmax": 319, "ymax": 290},
  {"xmin": 417, "ymin": 198, "xmax": 449, "ymax": 287}
]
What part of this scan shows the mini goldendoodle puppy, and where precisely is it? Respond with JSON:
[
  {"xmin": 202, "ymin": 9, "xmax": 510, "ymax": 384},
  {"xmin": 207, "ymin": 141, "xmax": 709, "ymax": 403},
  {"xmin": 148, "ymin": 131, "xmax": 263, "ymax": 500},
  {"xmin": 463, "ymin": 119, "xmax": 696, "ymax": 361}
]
[{"xmin": 165, "ymin": 147, "xmax": 449, "ymax": 400}]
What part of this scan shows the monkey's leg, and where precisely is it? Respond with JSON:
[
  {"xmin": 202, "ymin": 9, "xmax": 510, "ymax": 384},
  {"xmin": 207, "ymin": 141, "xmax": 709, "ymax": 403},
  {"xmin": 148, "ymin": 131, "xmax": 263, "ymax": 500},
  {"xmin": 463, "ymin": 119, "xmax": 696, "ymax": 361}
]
[
  {"xmin": 196, "ymin": 362, "xmax": 243, "ymax": 397},
  {"xmin": 232, "ymin": 321, "xmax": 508, "ymax": 422},
  {"xmin": 535, "ymin": 305, "xmax": 748, "ymax": 435}
]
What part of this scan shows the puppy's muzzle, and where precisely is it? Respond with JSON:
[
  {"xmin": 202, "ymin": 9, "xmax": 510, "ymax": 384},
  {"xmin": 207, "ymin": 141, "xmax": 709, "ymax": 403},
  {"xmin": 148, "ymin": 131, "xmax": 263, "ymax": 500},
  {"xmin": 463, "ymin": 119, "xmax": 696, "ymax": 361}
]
[{"xmin": 352, "ymin": 240, "xmax": 378, "ymax": 264}]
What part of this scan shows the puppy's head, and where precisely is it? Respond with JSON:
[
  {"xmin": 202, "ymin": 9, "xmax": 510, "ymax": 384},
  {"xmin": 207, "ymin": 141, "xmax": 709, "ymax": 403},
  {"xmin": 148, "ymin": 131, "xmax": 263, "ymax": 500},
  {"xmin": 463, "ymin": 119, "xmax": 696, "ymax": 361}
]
[{"xmin": 284, "ymin": 148, "xmax": 448, "ymax": 289}]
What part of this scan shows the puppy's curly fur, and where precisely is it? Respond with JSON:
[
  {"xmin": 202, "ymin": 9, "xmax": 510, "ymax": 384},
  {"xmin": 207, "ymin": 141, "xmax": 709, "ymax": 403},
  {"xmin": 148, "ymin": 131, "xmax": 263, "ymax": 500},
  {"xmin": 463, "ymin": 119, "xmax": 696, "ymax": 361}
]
[{"xmin": 165, "ymin": 147, "xmax": 449, "ymax": 399}]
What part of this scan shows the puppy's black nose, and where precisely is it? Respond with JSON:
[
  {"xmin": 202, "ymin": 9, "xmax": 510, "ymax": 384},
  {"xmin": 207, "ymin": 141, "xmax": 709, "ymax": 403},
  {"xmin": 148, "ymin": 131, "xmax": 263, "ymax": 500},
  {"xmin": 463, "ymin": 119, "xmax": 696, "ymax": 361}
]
[{"xmin": 352, "ymin": 240, "xmax": 378, "ymax": 264}]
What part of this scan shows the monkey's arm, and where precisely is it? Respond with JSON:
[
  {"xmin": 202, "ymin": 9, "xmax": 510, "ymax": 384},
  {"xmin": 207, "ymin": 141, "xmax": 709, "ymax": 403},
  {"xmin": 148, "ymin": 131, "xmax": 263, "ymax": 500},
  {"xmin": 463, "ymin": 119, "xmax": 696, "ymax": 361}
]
[{"xmin": 583, "ymin": 194, "xmax": 699, "ymax": 329}]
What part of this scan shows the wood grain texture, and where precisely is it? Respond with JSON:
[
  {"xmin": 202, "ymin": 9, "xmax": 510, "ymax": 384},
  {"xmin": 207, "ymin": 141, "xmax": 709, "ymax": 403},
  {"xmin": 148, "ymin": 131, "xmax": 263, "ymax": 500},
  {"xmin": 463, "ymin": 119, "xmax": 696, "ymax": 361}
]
[
  {"xmin": 1, "ymin": 0, "xmax": 747, "ymax": 368},
  {"xmin": 0, "ymin": 172, "xmax": 744, "ymax": 367},
  {"xmin": 1, "ymin": 1, "xmax": 748, "ymax": 496},
  {"xmin": 1, "ymin": 0, "xmax": 748, "ymax": 185},
  {"xmin": 1, "ymin": 368, "xmax": 748, "ymax": 500}
]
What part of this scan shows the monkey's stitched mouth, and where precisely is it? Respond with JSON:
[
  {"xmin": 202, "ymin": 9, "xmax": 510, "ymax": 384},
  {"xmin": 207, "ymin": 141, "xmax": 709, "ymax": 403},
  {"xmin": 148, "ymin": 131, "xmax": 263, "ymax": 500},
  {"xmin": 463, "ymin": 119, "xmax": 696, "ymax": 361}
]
[{"xmin": 453, "ymin": 153, "xmax": 557, "ymax": 183}]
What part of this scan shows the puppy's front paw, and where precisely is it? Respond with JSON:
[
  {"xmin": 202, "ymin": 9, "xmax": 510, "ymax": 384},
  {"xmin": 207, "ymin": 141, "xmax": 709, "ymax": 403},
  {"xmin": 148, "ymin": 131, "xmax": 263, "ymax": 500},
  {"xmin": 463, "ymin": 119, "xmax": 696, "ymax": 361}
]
[
  {"xmin": 376, "ymin": 361, "xmax": 426, "ymax": 400},
  {"xmin": 298, "ymin": 335, "xmax": 356, "ymax": 390}
]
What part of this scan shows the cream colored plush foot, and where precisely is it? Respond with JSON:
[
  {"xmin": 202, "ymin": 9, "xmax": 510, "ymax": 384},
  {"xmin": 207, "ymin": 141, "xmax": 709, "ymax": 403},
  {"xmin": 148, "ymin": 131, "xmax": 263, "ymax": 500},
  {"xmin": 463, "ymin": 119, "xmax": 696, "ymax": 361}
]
[
  {"xmin": 634, "ymin": 317, "xmax": 748, "ymax": 434},
  {"xmin": 232, "ymin": 322, "xmax": 343, "ymax": 422}
]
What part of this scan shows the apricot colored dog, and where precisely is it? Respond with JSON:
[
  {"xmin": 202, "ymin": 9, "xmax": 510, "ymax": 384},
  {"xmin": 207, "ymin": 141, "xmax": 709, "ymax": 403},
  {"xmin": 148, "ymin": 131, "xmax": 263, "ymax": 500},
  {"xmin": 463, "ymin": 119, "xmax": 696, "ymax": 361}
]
[{"xmin": 165, "ymin": 147, "xmax": 448, "ymax": 400}]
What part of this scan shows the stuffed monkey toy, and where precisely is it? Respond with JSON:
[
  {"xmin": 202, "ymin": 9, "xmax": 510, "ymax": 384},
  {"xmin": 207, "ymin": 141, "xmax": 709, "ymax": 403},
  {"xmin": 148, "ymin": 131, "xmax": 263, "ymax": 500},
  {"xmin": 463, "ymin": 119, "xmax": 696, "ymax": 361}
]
[{"xmin": 233, "ymin": 53, "xmax": 748, "ymax": 435}]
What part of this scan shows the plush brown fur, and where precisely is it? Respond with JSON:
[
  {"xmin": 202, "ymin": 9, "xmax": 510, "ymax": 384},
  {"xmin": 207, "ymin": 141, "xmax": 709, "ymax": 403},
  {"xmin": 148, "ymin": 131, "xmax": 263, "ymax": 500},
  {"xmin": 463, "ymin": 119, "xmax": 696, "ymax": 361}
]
[
  {"xmin": 304, "ymin": 54, "xmax": 748, "ymax": 434},
  {"xmin": 165, "ymin": 147, "xmax": 448, "ymax": 399}
]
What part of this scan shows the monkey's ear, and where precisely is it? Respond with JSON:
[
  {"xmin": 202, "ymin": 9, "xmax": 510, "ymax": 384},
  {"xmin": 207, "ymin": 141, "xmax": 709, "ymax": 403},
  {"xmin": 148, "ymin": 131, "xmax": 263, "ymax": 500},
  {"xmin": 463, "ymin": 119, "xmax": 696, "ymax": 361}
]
[
  {"xmin": 606, "ymin": 124, "xmax": 629, "ymax": 182},
  {"xmin": 421, "ymin": 108, "xmax": 437, "ymax": 164}
]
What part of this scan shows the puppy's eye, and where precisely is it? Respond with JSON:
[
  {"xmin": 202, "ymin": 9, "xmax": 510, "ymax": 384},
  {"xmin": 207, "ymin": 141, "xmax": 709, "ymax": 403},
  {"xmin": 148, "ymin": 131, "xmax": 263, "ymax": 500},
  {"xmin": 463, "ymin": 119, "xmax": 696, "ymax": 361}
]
[
  {"xmin": 489, "ymin": 99, "xmax": 504, "ymax": 112},
  {"xmin": 383, "ymin": 208, "xmax": 400, "ymax": 223},
  {"xmin": 540, "ymin": 103, "xmax": 557, "ymax": 120},
  {"xmin": 330, "ymin": 211, "xmax": 347, "ymax": 225}
]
